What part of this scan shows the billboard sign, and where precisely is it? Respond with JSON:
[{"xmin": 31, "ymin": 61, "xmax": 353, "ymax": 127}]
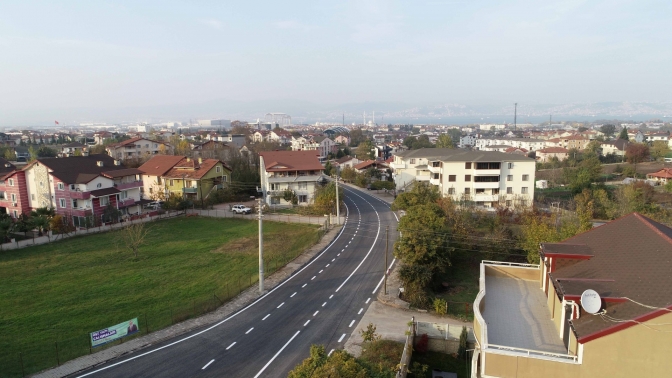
[{"xmin": 90, "ymin": 318, "xmax": 139, "ymax": 347}]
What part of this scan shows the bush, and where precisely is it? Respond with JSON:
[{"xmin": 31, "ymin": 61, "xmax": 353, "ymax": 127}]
[
  {"xmin": 360, "ymin": 322, "xmax": 381, "ymax": 342},
  {"xmin": 371, "ymin": 180, "xmax": 395, "ymax": 190},
  {"xmin": 458, "ymin": 326, "xmax": 468, "ymax": 359},
  {"xmin": 415, "ymin": 333, "xmax": 429, "ymax": 353},
  {"xmin": 433, "ymin": 298, "xmax": 447, "ymax": 315}
]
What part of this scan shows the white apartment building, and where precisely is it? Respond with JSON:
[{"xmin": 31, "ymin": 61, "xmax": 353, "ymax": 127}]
[
  {"xmin": 259, "ymin": 150, "xmax": 325, "ymax": 206},
  {"xmin": 105, "ymin": 137, "xmax": 172, "ymax": 161},
  {"xmin": 475, "ymin": 137, "xmax": 546, "ymax": 152},
  {"xmin": 391, "ymin": 148, "xmax": 536, "ymax": 209}
]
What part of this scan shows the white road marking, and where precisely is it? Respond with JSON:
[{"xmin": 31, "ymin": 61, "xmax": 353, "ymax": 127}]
[
  {"xmin": 329, "ymin": 294, "xmax": 334, "ymax": 299},
  {"xmin": 313, "ymin": 311, "xmax": 319, "ymax": 316},
  {"xmin": 319, "ymin": 270, "xmax": 323, "ymax": 273},
  {"xmin": 337, "ymin": 253, "xmax": 340, "ymax": 256},
  {"xmin": 253, "ymin": 331, "xmax": 301, "ymax": 378},
  {"xmin": 226, "ymin": 342, "xmax": 236, "ymax": 350},
  {"xmin": 358, "ymin": 308, "xmax": 363, "ymax": 314},
  {"xmin": 366, "ymin": 298, "xmax": 371, "ymax": 304},
  {"xmin": 290, "ymin": 292, "xmax": 297, "ymax": 298},
  {"xmin": 246, "ymin": 327, "xmax": 254, "ymax": 334},
  {"xmin": 338, "ymin": 333, "xmax": 346, "ymax": 342},
  {"xmin": 326, "ymin": 264, "xmax": 330, "ymax": 267},
  {"xmin": 202, "ymin": 359, "xmax": 215, "ymax": 370},
  {"xmin": 304, "ymin": 320, "xmax": 310, "ymax": 326},
  {"xmin": 332, "ymin": 258, "xmax": 335, "ymax": 262},
  {"xmin": 262, "ymin": 314, "xmax": 270, "ymax": 320},
  {"xmin": 277, "ymin": 302, "xmax": 284, "ymax": 308},
  {"xmin": 342, "ymin": 249, "xmax": 345, "ymax": 252},
  {"xmin": 349, "ymin": 320, "xmax": 355, "ymax": 327},
  {"xmin": 302, "ymin": 283, "xmax": 307, "ymax": 288},
  {"xmin": 311, "ymin": 276, "xmax": 316, "ymax": 280},
  {"xmin": 328, "ymin": 349, "xmax": 335, "ymax": 356},
  {"xmin": 322, "ymin": 302, "xmax": 327, "ymax": 307}
]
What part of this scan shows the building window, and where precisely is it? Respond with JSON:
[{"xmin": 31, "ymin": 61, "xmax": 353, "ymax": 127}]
[
  {"xmin": 493, "ymin": 188, "xmax": 499, "ymax": 194},
  {"xmin": 410, "ymin": 159, "xmax": 416, "ymax": 164},
  {"xmin": 299, "ymin": 182, "xmax": 307, "ymax": 190},
  {"xmin": 60, "ymin": 198, "xmax": 66, "ymax": 208},
  {"xmin": 448, "ymin": 175, "xmax": 456, "ymax": 182},
  {"xmin": 507, "ymin": 175, "xmax": 513, "ymax": 181},
  {"xmin": 508, "ymin": 163, "xmax": 513, "ymax": 169},
  {"xmin": 474, "ymin": 176, "xmax": 500, "ymax": 182},
  {"xmin": 521, "ymin": 187, "xmax": 528, "ymax": 194},
  {"xmin": 9, "ymin": 179, "xmax": 14, "ymax": 186},
  {"xmin": 31, "ymin": 194, "xmax": 35, "ymax": 201},
  {"xmin": 120, "ymin": 191, "xmax": 128, "ymax": 199},
  {"xmin": 433, "ymin": 173, "xmax": 440, "ymax": 179},
  {"xmin": 216, "ymin": 166, "xmax": 221, "ymax": 173},
  {"xmin": 72, "ymin": 199, "xmax": 78, "ymax": 208},
  {"xmin": 298, "ymin": 195, "xmax": 307, "ymax": 203},
  {"xmin": 448, "ymin": 188, "xmax": 455, "ymax": 195},
  {"xmin": 58, "ymin": 182, "xmax": 64, "ymax": 190},
  {"xmin": 506, "ymin": 200, "xmax": 512, "ymax": 207},
  {"xmin": 465, "ymin": 175, "xmax": 471, "ymax": 181},
  {"xmin": 186, "ymin": 180, "xmax": 193, "ymax": 187},
  {"xmin": 11, "ymin": 193, "xmax": 16, "ymax": 202},
  {"xmin": 507, "ymin": 187, "xmax": 513, "ymax": 194},
  {"xmin": 100, "ymin": 196, "xmax": 109, "ymax": 206},
  {"xmin": 97, "ymin": 183, "xmax": 102, "ymax": 188},
  {"xmin": 465, "ymin": 162, "xmax": 471, "ymax": 169},
  {"xmin": 476, "ymin": 162, "xmax": 500, "ymax": 169},
  {"xmin": 465, "ymin": 188, "xmax": 471, "ymax": 195},
  {"xmin": 476, "ymin": 188, "xmax": 485, "ymax": 194},
  {"xmin": 522, "ymin": 174, "xmax": 529, "ymax": 181},
  {"xmin": 13, "ymin": 210, "xmax": 18, "ymax": 218},
  {"xmin": 169, "ymin": 179, "xmax": 174, "ymax": 186},
  {"xmin": 222, "ymin": 175, "xmax": 228, "ymax": 182}
]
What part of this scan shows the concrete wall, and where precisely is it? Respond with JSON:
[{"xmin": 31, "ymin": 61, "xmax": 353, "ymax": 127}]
[{"xmin": 484, "ymin": 264, "xmax": 539, "ymax": 281}]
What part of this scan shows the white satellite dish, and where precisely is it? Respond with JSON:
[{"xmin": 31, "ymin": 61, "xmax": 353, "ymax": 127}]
[{"xmin": 581, "ymin": 289, "xmax": 602, "ymax": 314}]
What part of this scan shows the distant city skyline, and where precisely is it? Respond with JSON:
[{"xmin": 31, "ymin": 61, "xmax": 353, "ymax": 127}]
[{"xmin": 1, "ymin": 0, "xmax": 671, "ymax": 125}]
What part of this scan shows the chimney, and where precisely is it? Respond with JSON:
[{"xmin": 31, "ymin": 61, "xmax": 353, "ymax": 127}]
[{"xmin": 96, "ymin": 161, "xmax": 104, "ymax": 167}]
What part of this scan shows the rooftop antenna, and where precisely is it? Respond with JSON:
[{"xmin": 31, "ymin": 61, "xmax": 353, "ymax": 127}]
[
  {"xmin": 580, "ymin": 289, "xmax": 602, "ymax": 314},
  {"xmin": 514, "ymin": 103, "xmax": 517, "ymax": 131}
]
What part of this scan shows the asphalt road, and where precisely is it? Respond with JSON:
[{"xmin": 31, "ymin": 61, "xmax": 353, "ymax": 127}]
[{"xmin": 71, "ymin": 186, "xmax": 398, "ymax": 378}]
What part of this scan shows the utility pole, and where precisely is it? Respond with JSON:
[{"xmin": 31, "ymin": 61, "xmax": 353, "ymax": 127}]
[
  {"xmin": 514, "ymin": 103, "xmax": 517, "ymax": 131},
  {"xmin": 334, "ymin": 175, "xmax": 340, "ymax": 225},
  {"xmin": 258, "ymin": 197, "xmax": 264, "ymax": 293},
  {"xmin": 384, "ymin": 226, "xmax": 389, "ymax": 295}
]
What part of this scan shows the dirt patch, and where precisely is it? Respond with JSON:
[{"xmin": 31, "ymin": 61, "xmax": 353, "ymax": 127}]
[{"xmin": 211, "ymin": 236, "xmax": 257, "ymax": 254}]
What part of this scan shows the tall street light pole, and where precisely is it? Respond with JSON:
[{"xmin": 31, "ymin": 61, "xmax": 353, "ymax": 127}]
[
  {"xmin": 258, "ymin": 197, "xmax": 264, "ymax": 293},
  {"xmin": 335, "ymin": 175, "xmax": 340, "ymax": 225},
  {"xmin": 384, "ymin": 226, "xmax": 389, "ymax": 295}
]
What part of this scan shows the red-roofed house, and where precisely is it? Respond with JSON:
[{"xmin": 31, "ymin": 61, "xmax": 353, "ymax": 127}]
[
  {"xmin": 0, "ymin": 158, "xmax": 29, "ymax": 218},
  {"xmin": 646, "ymin": 168, "xmax": 672, "ymax": 185},
  {"xmin": 259, "ymin": 150, "xmax": 324, "ymax": 206},
  {"xmin": 537, "ymin": 147, "xmax": 570, "ymax": 162},
  {"xmin": 473, "ymin": 213, "xmax": 672, "ymax": 377}
]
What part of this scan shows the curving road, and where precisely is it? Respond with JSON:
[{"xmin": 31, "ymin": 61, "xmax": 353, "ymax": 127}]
[{"xmin": 71, "ymin": 186, "xmax": 398, "ymax": 378}]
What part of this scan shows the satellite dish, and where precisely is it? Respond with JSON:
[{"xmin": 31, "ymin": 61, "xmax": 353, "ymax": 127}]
[{"xmin": 581, "ymin": 289, "xmax": 602, "ymax": 314}]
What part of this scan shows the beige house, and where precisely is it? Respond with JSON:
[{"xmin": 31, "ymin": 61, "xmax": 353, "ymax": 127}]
[
  {"xmin": 106, "ymin": 137, "xmax": 172, "ymax": 161},
  {"xmin": 536, "ymin": 147, "xmax": 569, "ymax": 162},
  {"xmin": 259, "ymin": 150, "xmax": 324, "ymax": 206},
  {"xmin": 472, "ymin": 213, "xmax": 672, "ymax": 377}
]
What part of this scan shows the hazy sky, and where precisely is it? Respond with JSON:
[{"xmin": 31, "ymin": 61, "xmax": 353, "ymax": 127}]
[{"xmin": 1, "ymin": 0, "xmax": 671, "ymax": 124}]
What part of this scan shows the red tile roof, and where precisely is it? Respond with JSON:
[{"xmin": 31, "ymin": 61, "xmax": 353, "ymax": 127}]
[
  {"xmin": 138, "ymin": 155, "xmax": 185, "ymax": 176},
  {"xmin": 647, "ymin": 168, "xmax": 672, "ymax": 179},
  {"xmin": 163, "ymin": 158, "xmax": 227, "ymax": 180},
  {"xmin": 259, "ymin": 150, "xmax": 323, "ymax": 172}
]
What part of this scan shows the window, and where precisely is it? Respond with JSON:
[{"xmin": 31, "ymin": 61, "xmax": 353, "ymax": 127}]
[
  {"xmin": 448, "ymin": 175, "xmax": 456, "ymax": 182},
  {"xmin": 508, "ymin": 163, "xmax": 513, "ymax": 169},
  {"xmin": 11, "ymin": 193, "xmax": 16, "ymax": 202},
  {"xmin": 465, "ymin": 188, "xmax": 471, "ymax": 195},
  {"xmin": 465, "ymin": 175, "xmax": 471, "ymax": 182},
  {"xmin": 298, "ymin": 195, "xmax": 308, "ymax": 203},
  {"xmin": 506, "ymin": 200, "xmax": 512, "ymax": 207},
  {"xmin": 100, "ymin": 196, "xmax": 109, "ymax": 206},
  {"xmin": 8, "ymin": 179, "xmax": 14, "ymax": 186},
  {"xmin": 96, "ymin": 183, "xmax": 102, "ymax": 188},
  {"xmin": 507, "ymin": 187, "xmax": 513, "ymax": 194},
  {"xmin": 474, "ymin": 176, "xmax": 500, "ymax": 182},
  {"xmin": 410, "ymin": 159, "xmax": 416, "ymax": 164},
  {"xmin": 216, "ymin": 166, "xmax": 221, "ymax": 173},
  {"xmin": 476, "ymin": 162, "xmax": 500, "ymax": 170},
  {"xmin": 433, "ymin": 173, "xmax": 440, "ymax": 179},
  {"xmin": 299, "ymin": 182, "xmax": 307, "ymax": 190},
  {"xmin": 448, "ymin": 188, "xmax": 455, "ymax": 195},
  {"xmin": 522, "ymin": 174, "xmax": 529, "ymax": 181},
  {"xmin": 70, "ymin": 184, "xmax": 76, "ymax": 190},
  {"xmin": 492, "ymin": 188, "xmax": 499, "ymax": 194},
  {"xmin": 120, "ymin": 191, "xmax": 128, "ymax": 199},
  {"xmin": 476, "ymin": 188, "xmax": 485, "ymax": 194},
  {"xmin": 60, "ymin": 198, "xmax": 66, "ymax": 208},
  {"xmin": 222, "ymin": 175, "xmax": 228, "ymax": 182},
  {"xmin": 31, "ymin": 194, "xmax": 35, "ymax": 201},
  {"xmin": 507, "ymin": 175, "xmax": 513, "ymax": 181},
  {"xmin": 72, "ymin": 199, "xmax": 78, "ymax": 208},
  {"xmin": 465, "ymin": 162, "xmax": 472, "ymax": 169},
  {"xmin": 39, "ymin": 181, "xmax": 43, "ymax": 187},
  {"xmin": 169, "ymin": 179, "xmax": 174, "ymax": 186},
  {"xmin": 186, "ymin": 180, "xmax": 193, "ymax": 187},
  {"xmin": 58, "ymin": 182, "xmax": 64, "ymax": 190},
  {"xmin": 154, "ymin": 144, "xmax": 158, "ymax": 148},
  {"xmin": 521, "ymin": 187, "xmax": 529, "ymax": 194},
  {"xmin": 13, "ymin": 210, "xmax": 18, "ymax": 218}
]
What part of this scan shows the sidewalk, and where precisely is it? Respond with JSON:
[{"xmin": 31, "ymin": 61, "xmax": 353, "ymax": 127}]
[
  {"xmin": 189, "ymin": 207, "xmax": 345, "ymax": 227},
  {"xmin": 33, "ymin": 223, "xmax": 345, "ymax": 378}
]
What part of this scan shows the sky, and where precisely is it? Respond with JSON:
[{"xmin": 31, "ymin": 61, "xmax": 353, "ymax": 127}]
[{"xmin": 1, "ymin": 0, "xmax": 671, "ymax": 125}]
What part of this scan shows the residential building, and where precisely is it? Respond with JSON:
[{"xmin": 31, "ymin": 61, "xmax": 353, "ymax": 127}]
[
  {"xmin": 106, "ymin": 137, "xmax": 172, "ymax": 161},
  {"xmin": 138, "ymin": 155, "xmax": 231, "ymax": 201},
  {"xmin": 23, "ymin": 155, "xmax": 144, "ymax": 226},
  {"xmin": 536, "ymin": 147, "xmax": 570, "ymax": 162},
  {"xmin": 601, "ymin": 139, "xmax": 628, "ymax": 157},
  {"xmin": 251, "ymin": 130, "xmax": 270, "ymax": 143},
  {"xmin": 268, "ymin": 129, "xmax": 292, "ymax": 144},
  {"xmin": 291, "ymin": 136, "xmax": 337, "ymax": 161},
  {"xmin": 391, "ymin": 148, "xmax": 535, "ymax": 209},
  {"xmin": 93, "ymin": 131, "xmax": 113, "ymax": 145},
  {"xmin": 60, "ymin": 142, "xmax": 86, "ymax": 157},
  {"xmin": 646, "ymin": 168, "xmax": 672, "ymax": 185},
  {"xmin": 333, "ymin": 156, "xmax": 361, "ymax": 171},
  {"xmin": 334, "ymin": 135, "xmax": 350, "ymax": 146},
  {"xmin": 207, "ymin": 133, "xmax": 246, "ymax": 148},
  {"xmin": 473, "ymin": 213, "xmax": 672, "ymax": 378},
  {"xmin": 459, "ymin": 134, "xmax": 477, "ymax": 148},
  {"xmin": 0, "ymin": 158, "xmax": 29, "ymax": 217},
  {"xmin": 475, "ymin": 137, "xmax": 546, "ymax": 152},
  {"xmin": 564, "ymin": 135, "xmax": 591, "ymax": 150},
  {"xmin": 259, "ymin": 150, "xmax": 325, "ymax": 206}
]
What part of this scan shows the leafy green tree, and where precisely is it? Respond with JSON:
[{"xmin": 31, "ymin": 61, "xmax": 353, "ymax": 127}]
[
  {"xmin": 563, "ymin": 154, "xmax": 602, "ymax": 193},
  {"xmin": 324, "ymin": 161, "xmax": 334, "ymax": 176},
  {"xmin": 392, "ymin": 182, "xmax": 440, "ymax": 211},
  {"xmin": 355, "ymin": 140, "xmax": 374, "ymax": 160},
  {"xmin": 651, "ymin": 141, "xmax": 670, "ymax": 161},
  {"xmin": 412, "ymin": 135, "xmax": 434, "ymax": 149},
  {"xmin": 37, "ymin": 146, "xmax": 58, "ymax": 158},
  {"xmin": 4, "ymin": 149, "xmax": 15, "ymax": 161},
  {"xmin": 349, "ymin": 128, "xmax": 365, "ymax": 147},
  {"xmin": 618, "ymin": 127, "xmax": 629, "ymax": 140},
  {"xmin": 313, "ymin": 182, "xmax": 343, "ymax": 214},
  {"xmin": 359, "ymin": 323, "xmax": 380, "ymax": 342},
  {"xmin": 520, "ymin": 214, "xmax": 562, "ymax": 263},
  {"xmin": 340, "ymin": 166, "xmax": 357, "ymax": 182},
  {"xmin": 288, "ymin": 345, "xmax": 368, "ymax": 378},
  {"xmin": 600, "ymin": 124, "xmax": 616, "ymax": 138},
  {"xmin": 30, "ymin": 207, "xmax": 55, "ymax": 236},
  {"xmin": 335, "ymin": 149, "xmax": 345, "ymax": 158},
  {"xmin": 435, "ymin": 134, "xmax": 455, "ymax": 148},
  {"xmin": 282, "ymin": 188, "xmax": 298, "ymax": 205}
]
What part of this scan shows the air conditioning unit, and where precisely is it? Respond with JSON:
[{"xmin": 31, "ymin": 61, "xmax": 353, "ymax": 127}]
[{"xmin": 12, "ymin": 203, "xmax": 17, "ymax": 207}]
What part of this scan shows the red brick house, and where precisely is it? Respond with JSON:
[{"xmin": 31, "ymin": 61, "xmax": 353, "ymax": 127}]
[{"xmin": 0, "ymin": 158, "xmax": 30, "ymax": 217}]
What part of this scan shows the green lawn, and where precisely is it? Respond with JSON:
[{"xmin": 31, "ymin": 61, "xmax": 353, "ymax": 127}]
[
  {"xmin": 409, "ymin": 351, "xmax": 469, "ymax": 378},
  {"xmin": 0, "ymin": 217, "xmax": 320, "ymax": 377},
  {"xmin": 433, "ymin": 255, "xmax": 480, "ymax": 321}
]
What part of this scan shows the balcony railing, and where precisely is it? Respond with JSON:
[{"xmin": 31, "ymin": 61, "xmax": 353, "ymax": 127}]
[
  {"xmin": 114, "ymin": 181, "xmax": 143, "ymax": 190},
  {"xmin": 118, "ymin": 198, "xmax": 136, "ymax": 207},
  {"xmin": 67, "ymin": 190, "xmax": 91, "ymax": 199},
  {"xmin": 473, "ymin": 194, "xmax": 498, "ymax": 202},
  {"xmin": 182, "ymin": 187, "xmax": 198, "ymax": 194}
]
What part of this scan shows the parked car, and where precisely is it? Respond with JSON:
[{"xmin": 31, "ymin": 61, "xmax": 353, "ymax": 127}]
[
  {"xmin": 232, "ymin": 204, "xmax": 252, "ymax": 214},
  {"xmin": 145, "ymin": 201, "xmax": 163, "ymax": 210}
]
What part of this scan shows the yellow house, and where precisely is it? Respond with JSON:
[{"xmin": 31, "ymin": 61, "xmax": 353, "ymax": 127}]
[
  {"xmin": 472, "ymin": 213, "xmax": 672, "ymax": 378},
  {"xmin": 139, "ymin": 156, "xmax": 231, "ymax": 201}
]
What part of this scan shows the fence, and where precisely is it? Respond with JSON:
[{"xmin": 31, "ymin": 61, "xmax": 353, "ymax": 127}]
[
  {"xmin": 444, "ymin": 301, "xmax": 475, "ymax": 321},
  {"xmin": 1, "ymin": 228, "xmax": 322, "ymax": 378},
  {"xmin": 0, "ymin": 211, "xmax": 183, "ymax": 252},
  {"xmin": 186, "ymin": 208, "xmax": 344, "ymax": 227},
  {"xmin": 396, "ymin": 317, "xmax": 415, "ymax": 378}
]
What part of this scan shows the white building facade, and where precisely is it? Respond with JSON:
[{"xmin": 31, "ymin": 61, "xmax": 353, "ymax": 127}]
[{"xmin": 259, "ymin": 150, "xmax": 325, "ymax": 206}]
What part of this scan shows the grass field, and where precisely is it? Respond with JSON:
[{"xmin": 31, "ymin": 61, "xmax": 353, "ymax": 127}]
[
  {"xmin": 409, "ymin": 350, "xmax": 469, "ymax": 378},
  {"xmin": 0, "ymin": 216, "xmax": 320, "ymax": 377}
]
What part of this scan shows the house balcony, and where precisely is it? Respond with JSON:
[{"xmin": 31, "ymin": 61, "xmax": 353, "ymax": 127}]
[
  {"xmin": 117, "ymin": 198, "xmax": 137, "ymax": 208},
  {"xmin": 69, "ymin": 208, "xmax": 93, "ymax": 217},
  {"xmin": 390, "ymin": 162, "xmax": 406, "ymax": 170},
  {"xmin": 473, "ymin": 194, "xmax": 499, "ymax": 202},
  {"xmin": 473, "ymin": 261, "xmax": 579, "ymax": 377},
  {"xmin": 428, "ymin": 164, "xmax": 441, "ymax": 174},
  {"xmin": 474, "ymin": 169, "xmax": 502, "ymax": 176},
  {"xmin": 182, "ymin": 187, "xmax": 198, "ymax": 194},
  {"xmin": 66, "ymin": 190, "xmax": 91, "ymax": 200},
  {"xmin": 114, "ymin": 181, "xmax": 143, "ymax": 190},
  {"xmin": 429, "ymin": 176, "xmax": 441, "ymax": 186},
  {"xmin": 416, "ymin": 174, "xmax": 430, "ymax": 182},
  {"xmin": 473, "ymin": 181, "xmax": 501, "ymax": 189}
]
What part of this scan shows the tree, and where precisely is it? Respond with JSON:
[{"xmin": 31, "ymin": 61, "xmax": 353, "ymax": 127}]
[
  {"xmin": 4, "ymin": 149, "xmax": 14, "ymax": 161},
  {"xmin": 37, "ymin": 146, "xmax": 57, "ymax": 158},
  {"xmin": 28, "ymin": 145, "xmax": 38, "ymax": 162},
  {"xmin": 119, "ymin": 222, "xmax": 150, "ymax": 258},
  {"xmin": 30, "ymin": 207, "xmax": 55, "ymax": 236},
  {"xmin": 651, "ymin": 141, "xmax": 670, "ymax": 161},
  {"xmin": 282, "ymin": 188, "xmax": 298, "ymax": 205},
  {"xmin": 349, "ymin": 128, "xmax": 365, "ymax": 147},
  {"xmin": 625, "ymin": 143, "xmax": 649, "ymax": 172},
  {"xmin": 359, "ymin": 323, "xmax": 381, "ymax": 342},
  {"xmin": 574, "ymin": 189, "xmax": 595, "ymax": 232},
  {"xmin": 313, "ymin": 182, "xmax": 343, "ymax": 215},
  {"xmin": 288, "ymin": 345, "xmax": 368, "ymax": 378},
  {"xmin": 340, "ymin": 166, "xmax": 357, "ymax": 183},
  {"xmin": 600, "ymin": 124, "xmax": 616, "ymax": 138},
  {"xmin": 392, "ymin": 182, "xmax": 440, "ymax": 211},
  {"xmin": 412, "ymin": 135, "xmax": 434, "ymax": 149},
  {"xmin": 324, "ymin": 161, "xmax": 334, "ymax": 176},
  {"xmin": 435, "ymin": 134, "xmax": 455, "ymax": 148},
  {"xmin": 618, "ymin": 127, "xmax": 629, "ymax": 140},
  {"xmin": 520, "ymin": 214, "xmax": 562, "ymax": 263},
  {"xmin": 563, "ymin": 154, "xmax": 602, "ymax": 193},
  {"xmin": 355, "ymin": 140, "xmax": 374, "ymax": 160},
  {"xmin": 577, "ymin": 126, "xmax": 588, "ymax": 132}
]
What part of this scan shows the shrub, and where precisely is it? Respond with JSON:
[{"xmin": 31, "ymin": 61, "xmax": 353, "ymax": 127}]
[
  {"xmin": 415, "ymin": 333, "xmax": 429, "ymax": 353},
  {"xmin": 371, "ymin": 180, "xmax": 395, "ymax": 190},
  {"xmin": 360, "ymin": 322, "xmax": 381, "ymax": 342},
  {"xmin": 433, "ymin": 298, "xmax": 447, "ymax": 315},
  {"xmin": 458, "ymin": 326, "xmax": 468, "ymax": 359}
]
